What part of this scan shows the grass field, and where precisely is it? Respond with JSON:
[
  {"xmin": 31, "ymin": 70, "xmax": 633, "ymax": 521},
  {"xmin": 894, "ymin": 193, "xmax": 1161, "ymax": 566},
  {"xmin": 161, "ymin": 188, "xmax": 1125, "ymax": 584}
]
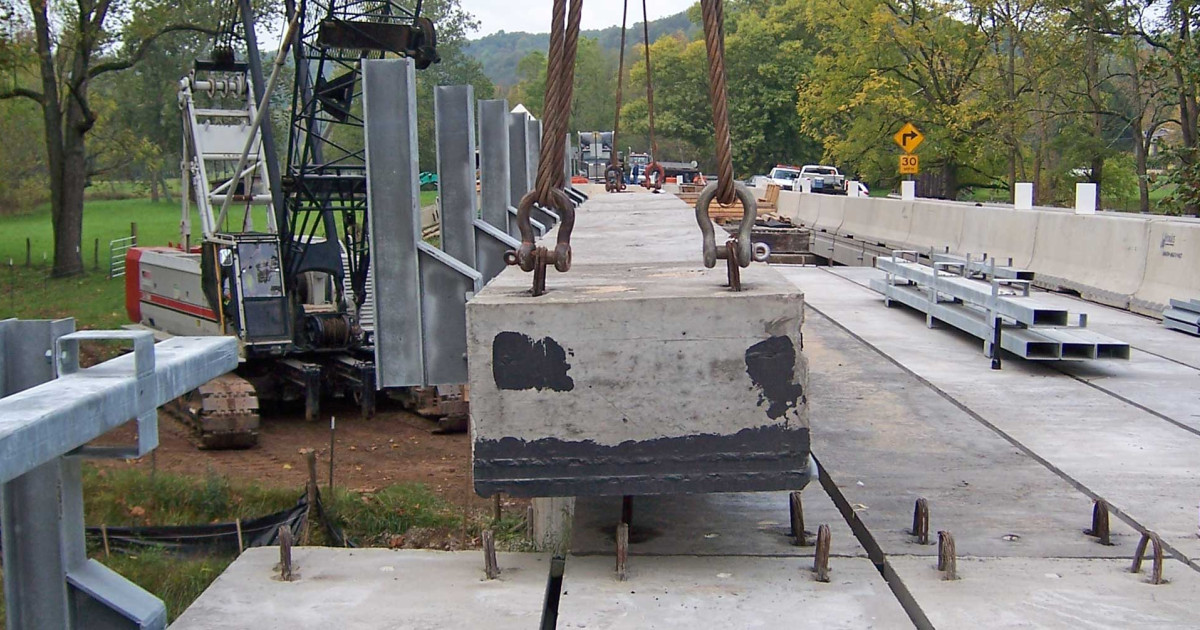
[{"xmin": 0, "ymin": 191, "xmax": 438, "ymax": 327}]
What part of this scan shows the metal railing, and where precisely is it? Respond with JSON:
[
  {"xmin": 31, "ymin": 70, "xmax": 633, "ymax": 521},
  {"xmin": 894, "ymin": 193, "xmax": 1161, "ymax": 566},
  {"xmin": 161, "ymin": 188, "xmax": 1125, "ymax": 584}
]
[{"xmin": 0, "ymin": 321, "xmax": 238, "ymax": 630}]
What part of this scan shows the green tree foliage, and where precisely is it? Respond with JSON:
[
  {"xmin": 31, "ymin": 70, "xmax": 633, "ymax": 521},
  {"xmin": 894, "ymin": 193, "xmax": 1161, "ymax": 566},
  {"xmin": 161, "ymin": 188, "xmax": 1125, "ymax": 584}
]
[
  {"xmin": 622, "ymin": 34, "xmax": 712, "ymax": 159},
  {"xmin": 797, "ymin": 0, "xmax": 1000, "ymax": 196},
  {"xmin": 507, "ymin": 50, "xmax": 548, "ymax": 115},
  {"xmin": 619, "ymin": 4, "xmax": 824, "ymax": 175},
  {"xmin": 0, "ymin": 30, "xmax": 46, "ymax": 211},
  {"xmin": 415, "ymin": 0, "xmax": 495, "ymax": 171},
  {"xmin": 0, "ymin": 0, "xmax": 228, "ymax": 275},
  {"xmin": 465, "ymin": 12, "xmax": 699, "ymax": 88},
  {"xmin": 723, "ymin": 1, "xmax": 824, "ymax": 174},
  {"xmin": 505, "ymin": 37, "xmax": 618, "ymax": 138}
]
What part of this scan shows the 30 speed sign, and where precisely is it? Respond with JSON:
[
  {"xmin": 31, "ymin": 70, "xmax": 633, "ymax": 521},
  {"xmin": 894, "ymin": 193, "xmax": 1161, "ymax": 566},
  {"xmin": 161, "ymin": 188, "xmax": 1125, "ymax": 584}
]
[{"xmin": 899, "ymin": 154, "xmax": 919, "ymax": 175}]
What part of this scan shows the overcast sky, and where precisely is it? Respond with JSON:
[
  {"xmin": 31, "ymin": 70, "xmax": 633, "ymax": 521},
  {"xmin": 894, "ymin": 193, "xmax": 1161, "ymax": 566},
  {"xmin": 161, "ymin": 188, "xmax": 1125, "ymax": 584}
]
[{"xmin": 462, "ymin": 0, "xmax": 698, "ymax": 37}]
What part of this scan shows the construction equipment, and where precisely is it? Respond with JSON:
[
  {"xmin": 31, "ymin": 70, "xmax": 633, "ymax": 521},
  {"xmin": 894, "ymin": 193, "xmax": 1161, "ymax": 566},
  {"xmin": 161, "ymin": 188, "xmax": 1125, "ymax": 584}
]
[{"xmin": 127, "ymin": 0, "xmax": 440, "ymax": 447}]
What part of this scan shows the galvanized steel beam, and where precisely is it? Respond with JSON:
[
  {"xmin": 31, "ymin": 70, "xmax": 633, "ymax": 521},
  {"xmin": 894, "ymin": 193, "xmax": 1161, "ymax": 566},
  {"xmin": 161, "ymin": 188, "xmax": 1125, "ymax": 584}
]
[
  {"xmin": 434, "ymin": 85, "xmax": 478, "ymax": 269},
  {"xmin": 524, "ymin": 117, "xmax": 559, "ymax": 228},
  {"xmin": 877, "ymin": 256, "xmax": 1068, "ymax": 327},
  {"xmin": 364, "ymin": 58, "xmax": 425, "ymax": 387},
  {"xmin": 869, "ymin": 277, "xmax": 1129, "ymax": 361},
  {"xmin": 0, "ymin": 333, "xmax": 237, "ymax": 482},
  {"xmin": 479, "ymin": 99, "xmax": 515, "ymax": 236},
  {"xmin": 479, "ymin": 100, "xmax": 544, "ymax": 240},
  {"xmin": 507, "ymin": 111, "xmax": 530, "ymax": 209},
  {"xmin": 365, "ymin": 59, "xmax": 482, "ymax": 387},
  {"xmin": 434, "ymin": 86, "xmax": 520, "ymax": 286}
]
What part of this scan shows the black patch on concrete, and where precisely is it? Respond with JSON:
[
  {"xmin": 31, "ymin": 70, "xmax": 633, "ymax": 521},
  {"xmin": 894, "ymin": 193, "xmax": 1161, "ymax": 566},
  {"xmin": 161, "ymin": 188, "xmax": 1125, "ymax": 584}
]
[
  {"xmin": 744, "ymin": 335, "xmax": 805, "ymax": 419},
  {"xmin": 474, "ymin": 424, "xmax": 811, "ymax": 497},
  {"xmin": 492, "ymin": 332, "xmax": 574, "ymax": 392}
]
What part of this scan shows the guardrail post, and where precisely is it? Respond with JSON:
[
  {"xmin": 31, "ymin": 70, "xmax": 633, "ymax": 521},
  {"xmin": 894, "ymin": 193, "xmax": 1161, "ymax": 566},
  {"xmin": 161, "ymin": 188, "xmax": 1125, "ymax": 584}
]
[
  {"xmin": 0, "ymin": 321, "xmax": 237, "ymax": 630},
  {"xmin": 365, "ymin": 60, "xmax": 482, "ymax": 388},
  {"xmin": 436, "ymin": 87, "xmax": 520, "ymax": 285},
  {"xmin": 435, "ymin": 85, "xmax": 478, "ymax": 271}
]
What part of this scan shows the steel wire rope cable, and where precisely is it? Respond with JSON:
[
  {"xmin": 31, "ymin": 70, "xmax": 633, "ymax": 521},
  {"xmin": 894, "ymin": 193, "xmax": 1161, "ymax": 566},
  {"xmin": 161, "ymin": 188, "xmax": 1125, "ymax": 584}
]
[
  {"xmin": 505, "ymin": 0, "xmax": 584, "ymax": 295},
  {"xmin": 639, "ymin": 0, "xmax": 665, "ymax": 190},
  {"xmin": 694, "ymin": 0, "xmax": 761, "ymax": 274},
  {"xmin": 605, "ymin": 0, "xmax": 631, "ymax": 192},
  {"xmin": 212, "ymin": 0, "xmax": 241, "ymax": 63}
]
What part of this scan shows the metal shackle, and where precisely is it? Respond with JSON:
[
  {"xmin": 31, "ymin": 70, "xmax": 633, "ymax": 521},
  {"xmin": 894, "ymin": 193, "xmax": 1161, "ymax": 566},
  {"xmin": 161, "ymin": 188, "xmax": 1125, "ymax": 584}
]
[
  {"xmin": 507, "ymin": 188, "xmax": 575, "ymax": 273},
  {"xmin": 695, "ymin": 180, "xmax": 761, "ymax": 268},
  {"xmin": 643, "ymin": 162, "xmax": 665, "ymax": 191},
  {"xmin": 604, "ymin": 164, "xmax": 626, "ymax": 192}
]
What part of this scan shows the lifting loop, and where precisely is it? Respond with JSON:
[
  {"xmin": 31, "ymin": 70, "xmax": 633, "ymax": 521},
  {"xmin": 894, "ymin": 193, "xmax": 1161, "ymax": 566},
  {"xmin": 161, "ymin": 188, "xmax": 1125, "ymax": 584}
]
[
  {"xmin": 693, "ymin": 0, "xmax": 768, "ymax": 288},
  {"xmin": 605, "ymin": 163, "xmax": 626, "ymax": 193}
]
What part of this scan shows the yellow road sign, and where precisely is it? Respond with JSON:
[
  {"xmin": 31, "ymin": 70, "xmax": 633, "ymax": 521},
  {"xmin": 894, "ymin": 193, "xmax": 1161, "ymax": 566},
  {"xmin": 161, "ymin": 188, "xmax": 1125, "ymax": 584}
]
[
  {"xmin": 893, "ymin": 122, "xmax": 924, "ymax": 154},
  {"xmin": 899, "ymin": 154, "xmax": 919, "ymax": 175}
]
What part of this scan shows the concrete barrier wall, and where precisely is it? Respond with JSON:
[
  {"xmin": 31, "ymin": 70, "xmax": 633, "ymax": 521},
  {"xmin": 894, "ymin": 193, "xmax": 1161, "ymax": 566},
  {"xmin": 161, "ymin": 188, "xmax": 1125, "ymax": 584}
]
[
  {"xmin": 958, "ymin": 206, "xmax": 1040, "ymax": 269},
  {"xmin": 905, "ymin": 201, "xmax": 965, "ymax": 255},
  {"xmin": 841, "ymin": 198, "xmax": 912, "ymax": 246},
  {"xmin": 812, "ymin": 195, "xmax": 847, "ymax": 234},
  {"xmin": 1027, "ymin": 212, "xmax": 1150, "ymax": 310},
  {"xmin": 777, "ymin": 190, "xmax": 1200, "ymax": 317},
  {"xmin": 1135, "ymin": 221, "xmax": 1200, "ymax": 313}
]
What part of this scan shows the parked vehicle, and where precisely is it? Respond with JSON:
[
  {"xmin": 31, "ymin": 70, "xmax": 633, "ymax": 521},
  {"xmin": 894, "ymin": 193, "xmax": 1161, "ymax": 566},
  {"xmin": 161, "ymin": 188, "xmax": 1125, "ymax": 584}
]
[
  {"xmin": 799, "ymin": 164, "xmax": 847, "ymax": 195},
  {"xmin": 766, "ymin": 165, "xmax": 804, "ymax": 191}
]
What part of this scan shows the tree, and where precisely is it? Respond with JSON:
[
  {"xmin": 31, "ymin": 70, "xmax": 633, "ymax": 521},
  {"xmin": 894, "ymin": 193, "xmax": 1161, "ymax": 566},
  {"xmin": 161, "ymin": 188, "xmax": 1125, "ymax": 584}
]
[
  {"xmin": 507, "ymin": 50, "xmax": 548, "ymax": 115},
  {"xmin": 570, "ymin": 37, "xmax": 618, "ymax": 132},
  {"xmin": 506, "ymin": 37, "xmax": 616, "ymax": 135},
  {"xmin": 797, "ymin": 0, "xmax": 1000, "ymax": 197},
  {"xmin": 0, "ymin": 29, "xmax": 46, "ymax": 211},
  {"xmin": 96, "ymin": 25, "xmax": 213, "ymax": 203},
  {"xmin": 414, "ymin": 0, "xmax": 495, "ymax": 172},
  {"xmin": 623, "ymin": 34, "xmax": 712, "ymax": 162},
  {"xmin": 723, "ymin": 0, "xmax": 823, "ymax": 175},
  {"xmin": 0, "ymin": 0, "xmax": 221, "ymax": 276},
  {"xmin": 1112, "ymin": 0, "xmax": 1200, "ymax": 213},
  {"xmin": 1107, "ymin": 0, "xmax": 1175, "ymax": 212}
]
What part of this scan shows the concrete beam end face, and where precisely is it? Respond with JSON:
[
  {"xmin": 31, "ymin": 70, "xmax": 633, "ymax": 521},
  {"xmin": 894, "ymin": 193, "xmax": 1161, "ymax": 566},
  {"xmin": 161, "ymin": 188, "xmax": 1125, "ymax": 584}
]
[{"xmin": 467, "ymin": 263, "xmax": 810, "ymax": 498}]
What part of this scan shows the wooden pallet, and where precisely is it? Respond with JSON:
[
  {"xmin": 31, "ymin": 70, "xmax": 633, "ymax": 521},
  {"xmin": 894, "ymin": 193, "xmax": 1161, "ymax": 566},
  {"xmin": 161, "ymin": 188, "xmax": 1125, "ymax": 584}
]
[{"xmin": 676, "ymin": 184, "xmax": 779, "ymax": 223}]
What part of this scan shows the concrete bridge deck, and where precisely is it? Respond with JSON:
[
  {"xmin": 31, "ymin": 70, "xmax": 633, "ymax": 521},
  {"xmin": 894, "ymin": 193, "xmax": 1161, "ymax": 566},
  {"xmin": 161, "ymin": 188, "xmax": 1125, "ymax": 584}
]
[{"xmin": 172, "ymin": 192, "xmax": 1200, "ymax": 629}]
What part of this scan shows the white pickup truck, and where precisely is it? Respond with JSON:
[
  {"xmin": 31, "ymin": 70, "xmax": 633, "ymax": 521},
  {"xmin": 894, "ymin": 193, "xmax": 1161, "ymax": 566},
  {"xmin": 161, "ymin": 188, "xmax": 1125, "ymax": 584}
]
[
  {"xmin": 765, "ymin": 165, "xmax": 803, "ymax": 191},
  {"xmin": 798, "ymin": 164, "xmax": 847, "ymax": 195}
]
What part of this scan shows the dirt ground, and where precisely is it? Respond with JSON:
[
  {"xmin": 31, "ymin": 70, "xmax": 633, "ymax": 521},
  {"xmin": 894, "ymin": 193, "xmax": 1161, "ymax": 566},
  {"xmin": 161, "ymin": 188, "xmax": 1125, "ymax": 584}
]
[{"xmin": 95, "ymin": 398, "xmax": 500, "ymax": 512}]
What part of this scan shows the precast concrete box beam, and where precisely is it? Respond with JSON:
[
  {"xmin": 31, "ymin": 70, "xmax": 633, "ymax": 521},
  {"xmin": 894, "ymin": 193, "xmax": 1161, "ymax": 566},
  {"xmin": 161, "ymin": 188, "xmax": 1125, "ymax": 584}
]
[{"xmin": 468, "ymin": 193, "xmax": 811, "ymax": 497}]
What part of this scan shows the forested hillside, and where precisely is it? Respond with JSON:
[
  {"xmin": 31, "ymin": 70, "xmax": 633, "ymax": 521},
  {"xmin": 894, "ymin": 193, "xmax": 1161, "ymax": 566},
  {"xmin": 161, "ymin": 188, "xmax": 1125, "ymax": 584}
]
[{"xmin": 465, "ymin": 11, "xmax": 698, "ymax": 87}]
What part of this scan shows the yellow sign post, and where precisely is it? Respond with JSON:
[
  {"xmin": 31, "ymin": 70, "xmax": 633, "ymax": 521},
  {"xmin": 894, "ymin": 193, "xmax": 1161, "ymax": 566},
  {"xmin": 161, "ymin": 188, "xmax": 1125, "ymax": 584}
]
[
  {"xmin": 899, "ymin": 154, "xmax": 919, "ymax": 175},
  {"xmin": 893, "ymin": 122, "xmax": 924, "ymax": 154}
]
